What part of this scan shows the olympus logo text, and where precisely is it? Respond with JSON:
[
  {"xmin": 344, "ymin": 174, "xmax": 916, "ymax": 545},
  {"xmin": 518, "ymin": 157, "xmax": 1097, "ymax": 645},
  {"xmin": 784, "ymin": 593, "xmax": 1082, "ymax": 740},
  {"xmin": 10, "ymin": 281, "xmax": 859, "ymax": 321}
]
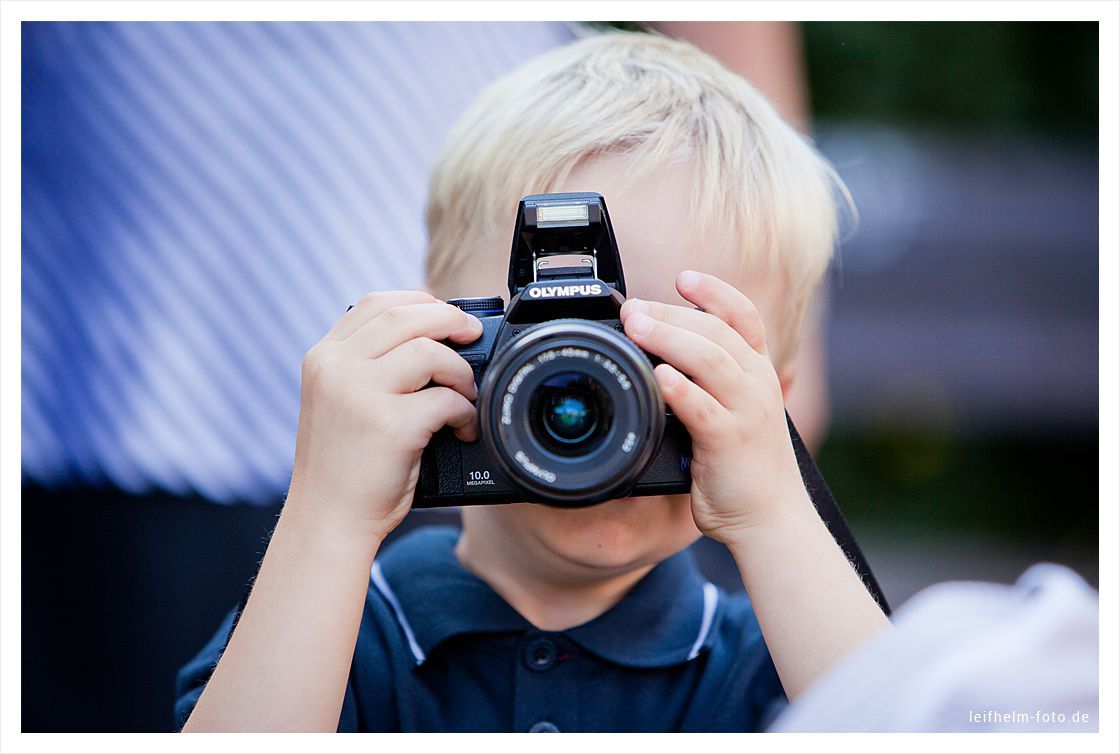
[{"xmin": 527, "ymin": 283, "xmax": 605, "ymax": 299}]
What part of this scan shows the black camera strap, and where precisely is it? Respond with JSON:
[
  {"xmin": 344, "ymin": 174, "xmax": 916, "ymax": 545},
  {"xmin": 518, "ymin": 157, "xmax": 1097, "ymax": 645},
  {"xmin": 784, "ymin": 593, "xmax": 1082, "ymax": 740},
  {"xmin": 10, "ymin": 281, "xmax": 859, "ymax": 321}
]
[{"xmin": 786, "ymin": 412, "xmax": 891, "ymax": 615}]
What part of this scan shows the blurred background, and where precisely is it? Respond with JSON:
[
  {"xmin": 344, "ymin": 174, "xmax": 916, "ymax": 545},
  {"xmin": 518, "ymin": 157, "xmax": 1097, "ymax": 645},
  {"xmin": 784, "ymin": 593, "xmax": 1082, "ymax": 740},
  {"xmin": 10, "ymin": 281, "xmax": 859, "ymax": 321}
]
[{"xmin": 21, "ymin": 21, "xmax": 1098, "ymax": 731}]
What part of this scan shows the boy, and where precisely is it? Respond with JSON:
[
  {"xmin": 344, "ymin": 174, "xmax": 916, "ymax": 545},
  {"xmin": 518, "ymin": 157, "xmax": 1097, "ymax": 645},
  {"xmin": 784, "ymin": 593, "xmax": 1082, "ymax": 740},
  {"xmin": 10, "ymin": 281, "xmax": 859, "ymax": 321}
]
[{"xmin": 177, "ymin": 30, "xmax": 890, "ymax": 732}]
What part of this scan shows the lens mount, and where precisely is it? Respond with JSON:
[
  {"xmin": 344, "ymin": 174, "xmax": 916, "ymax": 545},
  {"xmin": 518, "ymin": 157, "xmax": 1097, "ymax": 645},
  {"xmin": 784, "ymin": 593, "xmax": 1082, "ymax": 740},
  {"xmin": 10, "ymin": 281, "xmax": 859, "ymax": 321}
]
[{"xmin": 478, "ymin": 320, "xmax": 665, "ymax": 506}]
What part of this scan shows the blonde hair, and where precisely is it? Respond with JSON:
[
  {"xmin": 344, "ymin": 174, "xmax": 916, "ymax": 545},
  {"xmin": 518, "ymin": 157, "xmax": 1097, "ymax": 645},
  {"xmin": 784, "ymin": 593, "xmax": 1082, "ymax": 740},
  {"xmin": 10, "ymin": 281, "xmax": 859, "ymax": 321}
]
[{"xmin": 425, "ymin": 29, "xmax": 849, "ymax": 366}]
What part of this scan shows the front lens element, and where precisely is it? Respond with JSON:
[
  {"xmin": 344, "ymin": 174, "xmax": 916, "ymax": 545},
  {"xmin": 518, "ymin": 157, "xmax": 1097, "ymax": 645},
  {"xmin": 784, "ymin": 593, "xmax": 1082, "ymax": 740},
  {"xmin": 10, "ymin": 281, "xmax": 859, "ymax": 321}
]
[{"xmin": 532, "ymin": 372, "xmax": 612, "ymax": 454}]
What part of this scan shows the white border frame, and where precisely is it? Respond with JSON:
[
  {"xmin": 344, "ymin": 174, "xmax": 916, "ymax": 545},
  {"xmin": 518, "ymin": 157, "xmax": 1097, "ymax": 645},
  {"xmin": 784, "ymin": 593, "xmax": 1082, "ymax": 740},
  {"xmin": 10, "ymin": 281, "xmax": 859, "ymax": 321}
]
[{"xmin": 1, "ymin": 2, "xmax": 1116, "ymax": 753}]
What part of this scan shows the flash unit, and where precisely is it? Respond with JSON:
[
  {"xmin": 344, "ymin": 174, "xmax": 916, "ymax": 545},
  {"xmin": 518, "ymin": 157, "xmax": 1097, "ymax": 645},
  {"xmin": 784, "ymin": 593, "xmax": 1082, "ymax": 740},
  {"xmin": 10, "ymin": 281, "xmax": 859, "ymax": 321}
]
[{"xmin": 536, "ymin": 203, "xmax": 590, "ymax": 228}]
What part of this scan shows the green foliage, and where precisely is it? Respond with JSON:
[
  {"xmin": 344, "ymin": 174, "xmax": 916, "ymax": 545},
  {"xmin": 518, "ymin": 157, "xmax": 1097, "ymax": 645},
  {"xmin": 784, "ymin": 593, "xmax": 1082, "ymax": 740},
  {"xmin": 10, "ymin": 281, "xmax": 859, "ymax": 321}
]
[
  {"xmin": 816, "ymin": 430, "xmax": 1097, "ymax": 551},
  {"xmin": 803, "ymin": 22, "xmax": 1097, "ymax": 135}
]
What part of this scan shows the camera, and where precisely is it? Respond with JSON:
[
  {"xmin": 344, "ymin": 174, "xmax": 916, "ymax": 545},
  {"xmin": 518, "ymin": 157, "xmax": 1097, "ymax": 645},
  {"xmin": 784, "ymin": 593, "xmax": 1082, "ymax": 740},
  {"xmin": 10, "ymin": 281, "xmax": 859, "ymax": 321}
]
[{"xmin": 414, "ymin": 192, "xmax": 692, "ymax": 509}]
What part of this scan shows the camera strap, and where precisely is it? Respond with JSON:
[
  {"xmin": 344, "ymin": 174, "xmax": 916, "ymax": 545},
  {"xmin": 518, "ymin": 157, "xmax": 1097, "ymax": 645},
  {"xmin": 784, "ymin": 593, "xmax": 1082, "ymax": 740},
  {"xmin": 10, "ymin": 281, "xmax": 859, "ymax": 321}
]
[{"xmin": 786, "ymin": 412, "xmax": 891, "ymax": 615}]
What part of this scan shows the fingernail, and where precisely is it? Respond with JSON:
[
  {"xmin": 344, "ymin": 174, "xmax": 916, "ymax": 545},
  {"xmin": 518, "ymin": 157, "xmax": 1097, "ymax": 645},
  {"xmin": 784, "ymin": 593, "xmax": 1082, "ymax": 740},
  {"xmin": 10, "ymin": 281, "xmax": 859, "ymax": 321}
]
[
  {"xmin": 658, "ymin": 366, "xmax": 680, "ymax": 388},
  {"xmin": 680, "ymin": 270, "xmax": 701, "ymax": 291},
  {"xmin": 627, "ymin": 299, "xmax": 650, "ymax": 317},
  {"xmin": 630, "ymin": 313, "xmax": 654, "ymax": 336},
  {"xmin": 468, "ymin": 314, "xmax": 483, "ymax": 329}
]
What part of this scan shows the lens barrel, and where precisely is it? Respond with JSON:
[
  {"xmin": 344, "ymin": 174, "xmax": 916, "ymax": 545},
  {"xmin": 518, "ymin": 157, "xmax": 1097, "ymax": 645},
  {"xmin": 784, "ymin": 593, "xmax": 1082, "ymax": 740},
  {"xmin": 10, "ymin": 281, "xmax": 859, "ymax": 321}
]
[{"xmin": 478, "ymin": 320, "xmax": 665, "ymax": 506}]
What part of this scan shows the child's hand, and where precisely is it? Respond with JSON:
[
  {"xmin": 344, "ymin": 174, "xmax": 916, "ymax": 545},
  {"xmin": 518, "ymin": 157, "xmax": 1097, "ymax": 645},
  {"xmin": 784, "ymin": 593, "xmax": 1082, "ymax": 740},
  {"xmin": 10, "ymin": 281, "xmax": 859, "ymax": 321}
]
[
  {"xmin": 620, "ymin": 271, "xmax": 807, "ymax": 545},
  {"xmin": 287, "ymin": 291, "xmax": 483, "ymax": 543}
]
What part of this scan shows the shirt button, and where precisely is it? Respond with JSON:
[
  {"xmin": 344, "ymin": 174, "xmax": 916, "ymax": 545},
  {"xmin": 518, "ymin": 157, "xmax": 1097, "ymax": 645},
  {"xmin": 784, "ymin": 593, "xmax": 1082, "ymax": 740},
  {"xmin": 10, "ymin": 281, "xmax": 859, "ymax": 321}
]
[
  {"xmin": 529, "ymin": 721, "xmax": 560, "ymax": 733},
  {"xmin": 523, "ymin": 637, "xmax": 557, "ymax": 672}
]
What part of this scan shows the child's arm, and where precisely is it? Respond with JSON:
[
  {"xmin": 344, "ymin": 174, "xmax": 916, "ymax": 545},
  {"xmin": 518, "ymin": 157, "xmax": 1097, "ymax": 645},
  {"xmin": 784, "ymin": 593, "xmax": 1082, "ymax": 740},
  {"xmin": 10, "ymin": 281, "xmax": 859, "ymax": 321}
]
[
  {"xmin": 620, "ymin": 272, "xmax": 890, "ymax": 701},
  {"xmin": 182, "ymin": 291, "xmax": 483, "ymax": 731}
]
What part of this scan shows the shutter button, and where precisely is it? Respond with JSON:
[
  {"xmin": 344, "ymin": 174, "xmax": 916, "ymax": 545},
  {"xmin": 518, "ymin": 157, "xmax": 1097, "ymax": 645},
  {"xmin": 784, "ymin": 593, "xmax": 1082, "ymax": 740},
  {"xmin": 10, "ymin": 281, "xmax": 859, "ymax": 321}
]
[
  {"xmin": 529, "ymin": 721, "xmax": 560, "ymax": 732},
  {"xmin": 523, "ymin": 637, "xmax": 557, "ymax": 671}
]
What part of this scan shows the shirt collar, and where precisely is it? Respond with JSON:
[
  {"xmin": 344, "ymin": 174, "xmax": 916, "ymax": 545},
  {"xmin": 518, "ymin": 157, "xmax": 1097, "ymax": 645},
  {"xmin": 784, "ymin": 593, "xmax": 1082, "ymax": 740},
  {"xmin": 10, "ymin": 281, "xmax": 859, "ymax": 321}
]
[{"xmin": 372, "ymin": 525, "xmax": 722, "ymax": 669}]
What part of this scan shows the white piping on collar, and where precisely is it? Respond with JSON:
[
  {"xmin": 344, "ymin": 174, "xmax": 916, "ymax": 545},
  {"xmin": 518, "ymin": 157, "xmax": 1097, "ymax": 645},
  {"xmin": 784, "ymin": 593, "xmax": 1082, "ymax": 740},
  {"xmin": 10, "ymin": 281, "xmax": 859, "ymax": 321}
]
[
  {"xmin": 372, "ymin": 562, "xmax": 718, "ymax": 666},
  {"xmin": 687, "ymin": 582, "xmax": 720, "ymax": 661},
  {"xmin": 370, "ymin": 561, "xmax": 426, "ymax": 665}
]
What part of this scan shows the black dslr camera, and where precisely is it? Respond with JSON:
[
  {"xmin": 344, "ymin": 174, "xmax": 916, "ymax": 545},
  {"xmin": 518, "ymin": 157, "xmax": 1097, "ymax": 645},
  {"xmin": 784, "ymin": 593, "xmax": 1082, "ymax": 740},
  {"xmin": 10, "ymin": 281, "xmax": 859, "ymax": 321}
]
[{"xmin": 414, "ymin": 192, "xmax": 691, "ymax": 509}]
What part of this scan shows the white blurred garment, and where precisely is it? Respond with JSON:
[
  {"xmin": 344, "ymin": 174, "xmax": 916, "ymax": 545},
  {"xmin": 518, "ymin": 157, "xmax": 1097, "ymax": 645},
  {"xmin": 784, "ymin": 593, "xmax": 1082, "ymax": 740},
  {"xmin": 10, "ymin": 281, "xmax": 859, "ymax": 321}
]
[{"xmin": 769, "ymin": 563, "xmax": 1099, "ymax": 732}]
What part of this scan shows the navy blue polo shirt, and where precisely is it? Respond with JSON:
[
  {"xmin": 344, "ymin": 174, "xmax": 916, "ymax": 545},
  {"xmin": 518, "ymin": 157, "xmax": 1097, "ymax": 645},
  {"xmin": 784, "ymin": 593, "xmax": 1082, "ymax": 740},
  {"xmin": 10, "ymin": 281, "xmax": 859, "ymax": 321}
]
[{"xmin": 175, "ymin": 526, "xmax": 786, "ymax": 731}]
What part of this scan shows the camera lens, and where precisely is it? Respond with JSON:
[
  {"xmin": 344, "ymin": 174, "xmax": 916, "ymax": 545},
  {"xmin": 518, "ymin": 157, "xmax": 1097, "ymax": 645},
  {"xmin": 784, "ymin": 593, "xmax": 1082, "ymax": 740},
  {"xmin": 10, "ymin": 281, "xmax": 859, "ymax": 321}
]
[
  {"xmin": 531, "ymin": 372, "xmax": 612, "ymax": 454},
  {"xmin": 478, "ymin": 319, "xmax": 665, "ymax": 507}
]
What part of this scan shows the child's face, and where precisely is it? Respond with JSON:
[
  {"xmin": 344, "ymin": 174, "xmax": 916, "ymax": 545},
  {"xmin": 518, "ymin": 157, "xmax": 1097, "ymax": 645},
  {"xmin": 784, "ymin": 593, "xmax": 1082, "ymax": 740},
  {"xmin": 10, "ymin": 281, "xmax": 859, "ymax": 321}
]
[{"xmin": 438, "ymin": 155, "xmax": 790, "ymax": 576}]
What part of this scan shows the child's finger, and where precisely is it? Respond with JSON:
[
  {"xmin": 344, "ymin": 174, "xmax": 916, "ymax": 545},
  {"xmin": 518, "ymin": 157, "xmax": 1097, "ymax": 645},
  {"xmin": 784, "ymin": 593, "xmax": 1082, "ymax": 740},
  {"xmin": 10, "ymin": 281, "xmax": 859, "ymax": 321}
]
[
  {"xmin": 620, "ymin": 298, "xmax": 758, "ymax": 371},
  {"xmin": 374, "ymin": 338, "xmax": 477, "ymax": 401},
  {"xmin": 675, "ymin": 271, "xmax": 769, "ymax": 357},
  {"xmin": 406, "ymin": 386, "xmax": 478, "ymax": 442},
  {"xmin": 624, "ymin": 312, "xmax": 745, "ymax": 407},
  {"xmin": 345, "ymin": 302, "xmax": 483, "ymax": 359},
  {"xmin": 653, "ymin": 363, "xmax": 729, "ymax": 443},
  {"xmin": 327, "ymin": 289, "xmax": 436, "ymax": 340}
]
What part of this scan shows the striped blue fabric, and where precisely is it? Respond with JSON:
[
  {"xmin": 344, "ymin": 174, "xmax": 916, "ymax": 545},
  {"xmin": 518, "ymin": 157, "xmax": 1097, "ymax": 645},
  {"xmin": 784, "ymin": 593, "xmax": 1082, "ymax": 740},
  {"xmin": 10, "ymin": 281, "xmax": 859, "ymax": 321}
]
[{"xmin": 22, "ymin": 22, "xmax": 578, "ymax": 503}]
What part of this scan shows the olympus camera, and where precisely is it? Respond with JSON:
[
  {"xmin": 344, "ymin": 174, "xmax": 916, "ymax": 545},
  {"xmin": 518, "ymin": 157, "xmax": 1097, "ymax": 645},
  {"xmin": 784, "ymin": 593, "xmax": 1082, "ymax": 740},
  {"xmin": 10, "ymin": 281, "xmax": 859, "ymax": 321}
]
[{"xmin": 413, "ymin": 192, "xmax": 691, "ymax": 508}]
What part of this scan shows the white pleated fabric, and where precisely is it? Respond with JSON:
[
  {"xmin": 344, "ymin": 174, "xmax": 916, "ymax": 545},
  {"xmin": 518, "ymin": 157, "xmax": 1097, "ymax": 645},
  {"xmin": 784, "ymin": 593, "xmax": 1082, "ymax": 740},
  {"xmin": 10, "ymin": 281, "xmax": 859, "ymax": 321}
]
[{"xmin": 22, "ymin": 22, "xmax": 577, "ymax": 503}]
